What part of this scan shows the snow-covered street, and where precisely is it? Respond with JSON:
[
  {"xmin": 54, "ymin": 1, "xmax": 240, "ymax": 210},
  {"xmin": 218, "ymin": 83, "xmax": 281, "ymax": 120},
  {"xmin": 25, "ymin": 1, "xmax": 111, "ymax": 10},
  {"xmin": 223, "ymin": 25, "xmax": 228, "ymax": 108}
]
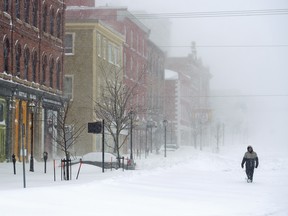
[{"xmin": 0, "ymin": 145, "xmax": 287, "ymax": 216}]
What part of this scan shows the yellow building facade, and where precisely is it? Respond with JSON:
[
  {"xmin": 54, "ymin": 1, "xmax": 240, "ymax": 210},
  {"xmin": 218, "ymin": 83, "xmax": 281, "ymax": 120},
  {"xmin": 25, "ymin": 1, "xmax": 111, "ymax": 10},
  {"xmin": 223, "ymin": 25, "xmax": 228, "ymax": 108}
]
[{"xmin": 64, "ymin": 20, "xmax": 124, "ymax": 156}]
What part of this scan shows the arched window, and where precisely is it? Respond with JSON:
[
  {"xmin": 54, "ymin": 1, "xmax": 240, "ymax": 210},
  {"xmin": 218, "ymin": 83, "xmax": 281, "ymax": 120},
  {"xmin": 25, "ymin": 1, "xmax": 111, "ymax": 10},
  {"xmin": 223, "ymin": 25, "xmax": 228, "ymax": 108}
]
[
  {"xmin": 49, "ymin": 58, "xmax": 54, "ymax": 87},
  {"xmin": 24, "ymin": 0, "xmax": 30, "ymax": 23},
  {"xmin": 32, "ymin": 51, "xmax": 38, "ymax": 82},
  {"xmin": 4, "ymin": 38, "xmax": 10, "ymax": 73},
  {"xmin": 4, "ymin": 0, "xmax": 9, "ymax": 12},
  {"xmin": 56, "ymin": 60, "xmax": 61, "ymax": 89},
  {"xmin": 32, "ymin": 0, "xmax": 38, "ymax": 27},
  {"xmin": 24, "ymin": 47, "xmax": 30, "ymax": 80},
  {"xmin": 50, "ymin": 8, "xmax": 55, "ymax": 35},
  {"xmin": 42, "ymin": 55, "xmax": 47, "ymax": 85},
  {"xmin": 15, "ymin": 0, "xmax": 21, "ymax": 19},
  {"xmin": 42, "ymin": 4, "xmax": 47, "ymax": 32},
  {"xmin": 15, "ymin": 43, "xmax": 22, "ymax": 76},
  {"xmin": 56, "ymin": 13, "xmax": 61, "ymax": 38}
]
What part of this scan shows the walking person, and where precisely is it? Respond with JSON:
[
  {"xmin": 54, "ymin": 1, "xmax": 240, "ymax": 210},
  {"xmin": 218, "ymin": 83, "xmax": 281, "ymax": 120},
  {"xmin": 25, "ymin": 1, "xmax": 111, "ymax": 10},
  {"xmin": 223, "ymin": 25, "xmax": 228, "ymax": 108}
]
[{"xmin": 241, "ymin": 145, "xmax": 259, "ymax": 183}]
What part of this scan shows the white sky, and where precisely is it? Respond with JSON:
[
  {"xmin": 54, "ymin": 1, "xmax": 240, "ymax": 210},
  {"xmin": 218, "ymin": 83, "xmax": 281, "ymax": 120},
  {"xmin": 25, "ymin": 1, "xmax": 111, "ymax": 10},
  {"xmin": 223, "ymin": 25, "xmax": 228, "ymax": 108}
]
[
  {"xmin": 97, "ymin": 0, "xmax": 288, "ymax": 95},
  {"xmin": 95, "ymin": 0, "xmax": 288, "ymax": 147}
]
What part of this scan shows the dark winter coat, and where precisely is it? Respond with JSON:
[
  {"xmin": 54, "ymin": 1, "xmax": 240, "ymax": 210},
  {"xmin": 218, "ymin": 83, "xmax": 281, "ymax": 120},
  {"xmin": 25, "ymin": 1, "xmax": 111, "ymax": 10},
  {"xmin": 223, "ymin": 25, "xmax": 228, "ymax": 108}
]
[{"xmin": 241, "ymin": 146, "xmax": 259, "ymax": 169}]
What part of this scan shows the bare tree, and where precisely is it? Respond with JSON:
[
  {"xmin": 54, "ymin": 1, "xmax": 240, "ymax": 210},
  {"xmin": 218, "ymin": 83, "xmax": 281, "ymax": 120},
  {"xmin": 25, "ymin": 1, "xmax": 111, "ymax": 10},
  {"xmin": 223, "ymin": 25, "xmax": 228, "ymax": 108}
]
[
  {"xmin": 49, "ymin": 99, "xmax": 85, "ymax": 180},
  {"xmin": 93, "ymin": 62, "xmax": 145, "ymax": 165}
]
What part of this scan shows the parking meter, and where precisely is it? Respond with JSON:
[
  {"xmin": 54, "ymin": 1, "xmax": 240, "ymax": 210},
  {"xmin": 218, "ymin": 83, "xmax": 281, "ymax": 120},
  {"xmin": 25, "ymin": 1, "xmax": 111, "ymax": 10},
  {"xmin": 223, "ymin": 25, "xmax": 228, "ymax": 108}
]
[
  {"xmin": 43, "ymin": 152, "xmax": 48, "ymax": 173},
  {"xmin": 12, "ymin": 154, "xmax": 16, "ymax": 174}
]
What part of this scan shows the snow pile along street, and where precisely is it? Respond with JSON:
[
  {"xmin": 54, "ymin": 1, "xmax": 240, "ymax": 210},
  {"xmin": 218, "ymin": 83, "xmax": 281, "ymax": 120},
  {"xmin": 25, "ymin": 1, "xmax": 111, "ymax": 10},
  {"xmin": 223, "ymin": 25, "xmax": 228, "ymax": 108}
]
[{"xmin": 0, "ymin": 145, "xmax": 287, "ymax": 216}]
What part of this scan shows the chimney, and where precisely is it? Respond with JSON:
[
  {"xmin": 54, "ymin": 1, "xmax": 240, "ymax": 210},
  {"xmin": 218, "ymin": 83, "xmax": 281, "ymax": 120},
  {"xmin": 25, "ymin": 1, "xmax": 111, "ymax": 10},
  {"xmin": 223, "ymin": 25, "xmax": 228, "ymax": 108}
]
[{"xmin": 66, "ymin": 0, "xmax": 95, "ymax": 7}]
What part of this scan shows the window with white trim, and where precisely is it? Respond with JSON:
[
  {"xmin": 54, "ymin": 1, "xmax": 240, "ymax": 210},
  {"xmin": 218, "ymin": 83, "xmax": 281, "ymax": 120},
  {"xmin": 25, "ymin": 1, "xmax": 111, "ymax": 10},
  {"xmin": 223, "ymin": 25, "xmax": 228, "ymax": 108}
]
[
  {"xmin": 97, "ymin": 33, "xmax": 101, "ymax": 57},
  {"xmin": 103, "ymin": 38, "xmax": 106, "ymax": 60},
  {"xmin": 108, "ymin": 43, "xmax": 114, "ymax": 64},
  {"xmin": 114, "ymin": 47, "xmax": 120, "ymax": 66},
  {"xmin": 64, "ymin": 75, "xmax": 74, "ymax": 100},
  {"xmin": 64, "ymin": 33, "xmax": 75, "ymax": 55}
]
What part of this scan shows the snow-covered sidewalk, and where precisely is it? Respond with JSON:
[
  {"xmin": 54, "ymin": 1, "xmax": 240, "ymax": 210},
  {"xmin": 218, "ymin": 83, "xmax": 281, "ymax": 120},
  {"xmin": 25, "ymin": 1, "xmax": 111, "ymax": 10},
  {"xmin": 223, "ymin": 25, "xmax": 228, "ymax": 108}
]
[{"xmin": 0, "ymin": 145, "xmax": 287, "ymax": 216}]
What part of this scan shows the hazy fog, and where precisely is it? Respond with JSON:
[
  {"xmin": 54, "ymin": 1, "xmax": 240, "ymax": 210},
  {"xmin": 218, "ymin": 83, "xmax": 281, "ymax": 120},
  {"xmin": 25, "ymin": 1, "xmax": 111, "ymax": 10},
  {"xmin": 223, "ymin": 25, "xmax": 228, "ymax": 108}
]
[{"xmin": 96, "ymin": 0, "xmax": 288, "ymax": 152}]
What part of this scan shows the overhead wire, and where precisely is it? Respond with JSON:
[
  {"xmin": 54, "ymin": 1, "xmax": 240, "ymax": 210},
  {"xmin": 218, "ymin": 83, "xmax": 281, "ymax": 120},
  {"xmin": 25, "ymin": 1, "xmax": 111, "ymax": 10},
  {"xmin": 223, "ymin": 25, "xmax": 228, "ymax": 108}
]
[
  {"xmin": 157, "ymin": 44, "xmax": 288, "ymax": 48},
  {"xmin": 131, "ymin": 8, "xmax": 288, "ymax": 19},
  {"xmin": 164, "ymin": 94, "xmax": 288, "ymax": 98},
  {"xmin": 67, "ymin": 8, "xmax": 288, "ymax": 100},
  {"xmin": 93, "ymin": 9, "xmax": 288, "ymax": 48}
]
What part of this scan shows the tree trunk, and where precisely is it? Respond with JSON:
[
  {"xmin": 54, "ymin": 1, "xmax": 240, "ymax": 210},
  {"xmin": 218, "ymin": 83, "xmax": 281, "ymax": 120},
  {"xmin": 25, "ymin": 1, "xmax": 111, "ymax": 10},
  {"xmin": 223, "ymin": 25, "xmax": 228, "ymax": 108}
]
[
  {"xmin": 65, "ymin": 152, "xmax": 70, "ymax": 180},
  {"xmin": 115, "ymin": 133, "xmax": 121, "ymax": 168}
]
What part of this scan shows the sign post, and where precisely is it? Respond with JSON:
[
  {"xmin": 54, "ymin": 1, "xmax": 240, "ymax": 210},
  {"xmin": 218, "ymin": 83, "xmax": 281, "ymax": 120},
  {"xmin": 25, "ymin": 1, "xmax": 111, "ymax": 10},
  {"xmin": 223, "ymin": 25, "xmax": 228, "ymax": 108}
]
[{"xmin": 88, "ymin": 121, "xmax": 104, "ymax": 173}]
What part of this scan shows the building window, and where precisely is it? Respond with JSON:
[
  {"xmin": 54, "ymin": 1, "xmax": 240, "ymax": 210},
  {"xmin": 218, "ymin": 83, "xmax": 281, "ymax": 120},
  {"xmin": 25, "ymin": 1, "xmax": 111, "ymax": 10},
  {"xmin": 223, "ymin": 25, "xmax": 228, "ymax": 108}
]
[
  {"xmin": 64, "ymin": 75, "xmax": 73, "ymax": 100},
  {"xmin": 24, "ymin": 47, "xmax": 30, "ymax": 80},
  {"xmin": 32, "ymin": 51, "xmax": 37, "ymax": 82},
  {"xmin": 4, "ymin": 0, "xmax": 9, "ymax": 12},
  {"xmin": 115, "ymin": 47, "xmax": 120, "ymax": 66},
  {"xmin": 4, "ymin": 38, "xmax": 10, "ymax": 73},
  {"xmin": 136, "ymin": 34, "xmax": 139, "ymax": 52},
  {"xmin": 24, "ymin": 0, "xmax": 30, "ymax": 23},
  {"xmin": 130, "ymin": 56, "xmax": 133, "ymax": 73},
  {"xmin": 42, "ymin": 55, "xmax": 47, "ymax": 85},
  {"xmin": 64, "ymin": 33, "xmax": 74, "ymax": 54},
  {"xmin": 56, "ymin": 13, "xmax": 61, "ymax": 38},
  {"xmin": 42, "ymin": 4, "xmax": 47, "ymax": 32},
  {"xmin": 32, "ymin": 0, "xmax": 38, "ymax": 27},
  {"xmin": 108, "ymin": 43, "xmax": 113, "ymax": 63},
  {"xmin": 56, "ymin": 60, "xmax": 61, "ymax": 90},
  {"xmin": 50, "ymin": 8, "xmax": 55, "ymax": 35},
  {"xmin": 130, "ymin": 30, "xmax": 133, "ymax": 48},
  {"xmin": 15, "ymin": 0, "xmax": 20, "ymax": 19},
  {"xmin": 136, "ymin": 60, "xmax": 139, "ymax": 80},
  {"xmin": 97, "ymin": 33, "xmax": 101, "ymax": 57},
  {"xmin": 0, "ymin": 103, "xmax": 4, "ymax": 123},
  {"xmin": 49, "ymin": 58, "xmax": 54, "ymax": 88},
  {"xmin": 103, "ymin": 38, "xmax": 106, "ymax": 59},
  {"xmin": 123, "ymin": 53, "xmax": 126, "ymax": 75},
  {"xmin": 15, "ymin": 43, "xmax": 22, "ymax": 76},
  {"xmin": 142, "ymin": 39, "xmax": 145, "ymax": 56}
]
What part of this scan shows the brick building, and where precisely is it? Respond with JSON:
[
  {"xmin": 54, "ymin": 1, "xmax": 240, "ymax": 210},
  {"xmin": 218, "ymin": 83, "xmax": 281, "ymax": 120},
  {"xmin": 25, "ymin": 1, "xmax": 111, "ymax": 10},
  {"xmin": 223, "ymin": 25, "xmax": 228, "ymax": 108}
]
[
  {"xmin": 66, "ymin": 3, "xmax": 150, "ymax": 113},
  {"xmin": 146, "ymin": 40, "xmax": 166, "ymax": 152},
  {"xmin": 0, "ymin": 1, "xmax": 65, "ymax": 162},
  {"xmin": 65, "ymin": 1, "xmax": 166, "ymax": 154}
]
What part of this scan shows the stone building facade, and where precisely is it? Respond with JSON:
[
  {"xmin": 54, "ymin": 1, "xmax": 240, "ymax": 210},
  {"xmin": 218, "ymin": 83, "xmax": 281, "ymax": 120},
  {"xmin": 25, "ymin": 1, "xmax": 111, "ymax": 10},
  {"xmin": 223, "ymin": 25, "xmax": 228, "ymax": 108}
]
[{"xmin": 64, "ymin": 17, "xmax": 125, "ymax": 155}]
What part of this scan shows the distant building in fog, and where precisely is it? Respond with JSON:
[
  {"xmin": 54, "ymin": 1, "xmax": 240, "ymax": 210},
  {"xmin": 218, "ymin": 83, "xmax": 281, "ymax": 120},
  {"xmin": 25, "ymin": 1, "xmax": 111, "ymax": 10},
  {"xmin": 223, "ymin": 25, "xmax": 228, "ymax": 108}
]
[
  {"xmin": 133, "ymin": 11, "xmax": 172, "ymax": 56},
  {"xmin": 210, "ymin": 89, "xmax": 248, "ymax": 146},
  {"xmin": 165, "ymin": 48, "xmax": 211, "ymax": 148}
]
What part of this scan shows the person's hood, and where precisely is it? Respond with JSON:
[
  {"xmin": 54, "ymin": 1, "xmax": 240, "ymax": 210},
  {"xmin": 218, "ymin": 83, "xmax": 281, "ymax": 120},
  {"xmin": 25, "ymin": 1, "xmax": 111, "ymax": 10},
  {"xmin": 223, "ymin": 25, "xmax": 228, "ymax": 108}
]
[{"xmin": 247, "ymin": 145, "xmax": 253, "ymax": 152}]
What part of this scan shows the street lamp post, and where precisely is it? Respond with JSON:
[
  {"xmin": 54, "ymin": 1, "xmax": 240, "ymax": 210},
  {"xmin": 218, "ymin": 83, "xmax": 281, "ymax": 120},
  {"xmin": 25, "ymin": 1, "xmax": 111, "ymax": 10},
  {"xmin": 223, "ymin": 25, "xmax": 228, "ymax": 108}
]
[
  {"xmin": 163, "ymin": 120, "xmax": 168, "ymax": 157},
  {"xmin": 129, "ymin": 111, "xmax": 134, "ymax": 160},
  {"xmin": 147, "ymin": 120, "xmax": 154, "ymax": 153},
  {"xmin": 28, "ymin": 100, "xmax": 36, "ymax": 172}
]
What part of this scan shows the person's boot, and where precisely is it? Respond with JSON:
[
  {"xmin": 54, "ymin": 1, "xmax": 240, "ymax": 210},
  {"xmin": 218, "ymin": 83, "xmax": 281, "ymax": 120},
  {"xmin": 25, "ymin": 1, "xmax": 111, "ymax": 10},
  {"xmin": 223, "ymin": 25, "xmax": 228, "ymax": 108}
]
[{"xmin": 247, "ymin": 175, "xmax": 252, "ymax": 183}]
